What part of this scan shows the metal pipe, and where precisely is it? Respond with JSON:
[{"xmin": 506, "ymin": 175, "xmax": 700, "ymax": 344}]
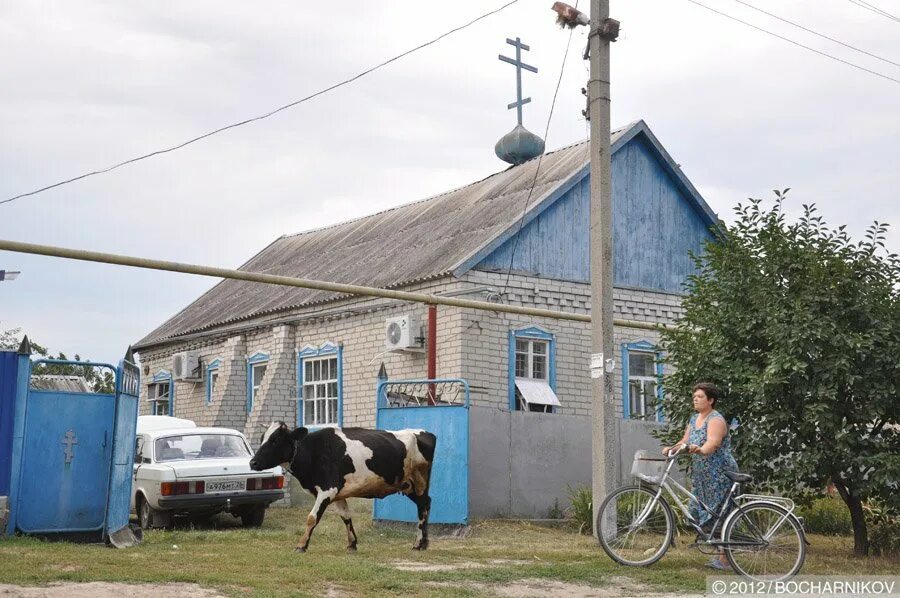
[
  {"xmin": 0, "ymin": 239, "xmax": 669, "ymax": 332},
  {"xmin": 427, "ymin": 305, "xmax": 437, "ymax": 405}
]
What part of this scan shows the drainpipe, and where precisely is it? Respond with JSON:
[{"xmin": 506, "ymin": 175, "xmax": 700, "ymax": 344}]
[{"xmin": 427, "ymin": 305, "xmax": 437, "ymax": 406}]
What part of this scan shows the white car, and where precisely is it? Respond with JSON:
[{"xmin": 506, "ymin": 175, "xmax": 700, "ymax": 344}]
[{"xmin": 132, "ymin": 416, "xmax": 284, "ymax": 529}]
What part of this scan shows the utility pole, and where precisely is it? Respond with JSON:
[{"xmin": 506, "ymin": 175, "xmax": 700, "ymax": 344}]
[{"xmin": 587, "ymin": 0, "xmax": 619, "ymax": 536}]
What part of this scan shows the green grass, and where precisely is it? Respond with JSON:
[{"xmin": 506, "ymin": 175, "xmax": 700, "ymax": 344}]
[{"xmin": 0, "ymin": 501, "xmax": 897, "ymax": 597}]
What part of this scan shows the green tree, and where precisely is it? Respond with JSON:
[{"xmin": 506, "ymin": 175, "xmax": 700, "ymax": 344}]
[
  {"xmin": 659, "ymin": 192, "xmax": 899, "ymax": 556},
  {"xmin": 0, "ymin": 327, "xmax": 116, "ymax": 394}
]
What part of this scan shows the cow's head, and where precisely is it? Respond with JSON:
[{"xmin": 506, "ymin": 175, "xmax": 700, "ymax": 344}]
[{"xmin": 249, "ymin": 421, "xmax": 307, "ymax": 471}]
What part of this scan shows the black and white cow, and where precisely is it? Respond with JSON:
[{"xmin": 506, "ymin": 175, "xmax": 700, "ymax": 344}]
[{"xmin": 250, "ymin": 422, "xmax": 436, "ymax": 552}]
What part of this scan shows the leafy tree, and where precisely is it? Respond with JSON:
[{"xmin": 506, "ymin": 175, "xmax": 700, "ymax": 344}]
[
  {"xmin": 0, "ymin": 327, "xmax": 116, "ymax": 394},
  {"xmin": 658, "ymin": 192, "xmax": 899, "ymax": 556}
]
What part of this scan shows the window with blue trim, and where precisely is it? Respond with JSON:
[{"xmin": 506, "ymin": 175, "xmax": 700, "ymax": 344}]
[
  {"xmin": 508, "ymin": 327, "xmax": 559, "ymax": 413},
  {"xmin": 148, "ymin": 370, "xmax": 173, "ymax": 416},
  {"xmin": 622, "ymin": 341, "xmax": 664, "ymax": 421},
  {"xmin": 298, "ymin": 343, "xmax": 343, "ymax": 427},
  {"xmin": 206, "ymin": 359, "xmax": 221, "ymax": 405},
  {"xmin": 246, "ymin": 352, "xmax": 269, "ymax": 413}
]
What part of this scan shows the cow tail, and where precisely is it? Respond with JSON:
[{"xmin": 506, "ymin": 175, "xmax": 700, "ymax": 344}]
[{"xmin": 416, "ymin": 432, "xmax": 437, "ymax": 481}]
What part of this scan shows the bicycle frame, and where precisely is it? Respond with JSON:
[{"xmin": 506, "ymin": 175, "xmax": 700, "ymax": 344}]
[{"xmin": 633, "ymin": 447, "xmax": 798, "ymax": 549}]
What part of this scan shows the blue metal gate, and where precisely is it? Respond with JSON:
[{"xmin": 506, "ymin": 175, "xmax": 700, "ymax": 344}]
[
  {"xmin": 0, "ymin": 350, "xmax": 18, "ymax": 496},
  {"xmin": 5, "ymin": 347, "xmax": 140, "ymax": 540},
  {"xmin": 374, "ymin": 379, "xmax": 469, "ymax": 525}
]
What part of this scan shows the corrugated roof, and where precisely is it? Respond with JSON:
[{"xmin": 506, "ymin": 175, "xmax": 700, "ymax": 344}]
[
  {"xmin": 31, "ymin": 375, "xmax": 93, "ymax": 393},
  {"xmin": 136, "ymin": 128, "xmax": 631, "ymax": 349}
]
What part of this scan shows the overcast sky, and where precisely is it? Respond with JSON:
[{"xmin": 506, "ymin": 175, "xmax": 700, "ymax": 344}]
[{"xmin": 1, "ymin": 0, "xmax": 897, "ymax": 363}]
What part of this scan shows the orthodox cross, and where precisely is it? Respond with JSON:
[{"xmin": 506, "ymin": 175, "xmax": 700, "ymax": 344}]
[
  {"xmin": 498, "ymin": 37, "xmax": 538, "ymax": 126},
  {"xmin": 62, "ymin": 429, "xmax": 77, "ymax": 464}
]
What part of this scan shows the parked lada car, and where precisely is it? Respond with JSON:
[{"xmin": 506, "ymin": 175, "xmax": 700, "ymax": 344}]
[{"xmin": 132, "ymin": 416, "xmax": 284, "ymax": 529}]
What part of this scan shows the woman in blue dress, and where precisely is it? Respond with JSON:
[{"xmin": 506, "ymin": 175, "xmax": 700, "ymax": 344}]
[{"xmin": 664, "ymin": 382, "xmax": 738, "ymax": 570}]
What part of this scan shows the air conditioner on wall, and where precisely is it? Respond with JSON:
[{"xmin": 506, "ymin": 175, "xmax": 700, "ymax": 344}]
[
  {"xmin": 385, "ymin": 315, "xmax": 423, "ymax": 352},
  {"xmin": 172, "ymin": 351, "xmax": 202, "ymax": 381}
]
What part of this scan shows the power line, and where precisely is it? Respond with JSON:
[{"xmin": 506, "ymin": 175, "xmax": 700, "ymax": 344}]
[
  {"xmin": 846, "ymin": 0, "xmax": 900, "ymax": 24},
  {"xmin": 731, "ymin": 0, "xmax": 900, "ymax": 68},
  {"xmin": 684, "ymin": 0, "xmax": 900, "ymax": 85},
  {"xmin": 501, "ymin": 7, "xmax": 579, "ymax": 300},
  {"xmin": 1, "ymin": 0, "xmax": 522, "ymax": 207}
]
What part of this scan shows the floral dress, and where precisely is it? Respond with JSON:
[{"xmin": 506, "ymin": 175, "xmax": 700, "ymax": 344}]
[{"xmin": 689, "ymin": 410, "xmax": 738, "ymax": 526}]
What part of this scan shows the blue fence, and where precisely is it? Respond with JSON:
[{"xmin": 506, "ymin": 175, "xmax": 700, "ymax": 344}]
[
  {"xmin": 5, "ymin": 352, "xmax": 140, "ymax": 541},
  {"xmin": 374, "ymin": 379, "xmax": 470, "ymax": 525},
  {"xmin": 0, "ymin": 351, "xmax": 18, "ymax": 496}
]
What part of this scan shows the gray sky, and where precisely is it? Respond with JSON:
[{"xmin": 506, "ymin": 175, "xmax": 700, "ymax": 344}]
[{"xmin": 1, "ymin": 0, "xmax": 898, "ymax": 363}]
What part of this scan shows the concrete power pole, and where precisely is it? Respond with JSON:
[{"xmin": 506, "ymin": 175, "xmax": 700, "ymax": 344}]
[{"xmin": 587, "ymin": 0, "xmax": 619, "ymax": 536}]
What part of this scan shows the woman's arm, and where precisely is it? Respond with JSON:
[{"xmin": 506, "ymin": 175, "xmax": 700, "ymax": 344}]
[
  {"xmin": 663, "ymin": 423, "xmax": 692, "ymax": 455},
  {"xmin": 691, "ymin": 417, "xmax": 726, "ymax": 456}
]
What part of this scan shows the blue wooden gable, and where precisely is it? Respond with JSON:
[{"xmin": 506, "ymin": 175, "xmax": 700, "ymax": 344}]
[{"xmin": 458, "ymin": 121, "xmax": 718, "ymax": 294}]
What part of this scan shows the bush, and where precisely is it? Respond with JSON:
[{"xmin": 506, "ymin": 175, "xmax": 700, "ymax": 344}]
[
  {"xmin": 864, "ymin": 501, "xmax": 900, "ymax": 556},
  {"xmin": 566, "ymin": 485, "xmax": 593, "ymax": 535},
  {"xmin": 796, "ymin": 496, "xmax": 852, "ymax": 535}
]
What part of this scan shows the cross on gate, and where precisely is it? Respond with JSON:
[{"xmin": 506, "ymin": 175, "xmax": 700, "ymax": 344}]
[
  {"xmin": 498, "ymin": 37, "xmax": 538, "ymax": 126},
  {"xmin": 62, "ymin": 430, "xmax": 77, "ymax": 464}
]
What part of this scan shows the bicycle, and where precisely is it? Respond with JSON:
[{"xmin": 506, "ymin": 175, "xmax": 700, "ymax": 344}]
[{"xmin": 596, "ymin": 443, "xmax": 807, "ymax": 580}]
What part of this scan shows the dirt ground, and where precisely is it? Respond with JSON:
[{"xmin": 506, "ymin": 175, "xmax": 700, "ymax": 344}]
[
  {"xmin": 0, "ymin": 582, "xmax": 226, "ymax": 598},
  {"xmin": 0, "ymin": 579, "xmax": 704, "ymax": 598}
]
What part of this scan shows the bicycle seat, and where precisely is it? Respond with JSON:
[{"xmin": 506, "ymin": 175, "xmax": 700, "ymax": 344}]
[{"xmin": 724, "ymin": 470, "xmax": 753, "ymax": 483}]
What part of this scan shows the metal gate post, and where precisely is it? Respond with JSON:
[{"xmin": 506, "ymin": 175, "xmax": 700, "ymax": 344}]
[{"xmin": 5, "ymin": 338, "xmax": 32, "ymax": 535}]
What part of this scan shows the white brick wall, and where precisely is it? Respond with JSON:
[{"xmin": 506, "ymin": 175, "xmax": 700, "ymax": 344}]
[{"xmin": 136, "ymin": 272, "xmax": 682, "ymax": 431}]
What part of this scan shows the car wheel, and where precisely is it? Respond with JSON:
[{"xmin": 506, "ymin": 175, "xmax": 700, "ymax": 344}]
[
  {"xmin": 241, "ymin": 505, "xmax": 266, "ymax": 528},
  {"xmin": 139, "ymin": 496, "xmax": 171, "ymax": 530}
]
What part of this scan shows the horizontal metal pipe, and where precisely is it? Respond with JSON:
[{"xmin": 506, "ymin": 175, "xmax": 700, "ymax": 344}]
[{"xmin": 0, "ymin": 238, "xmax": 669, "ymax": 331}]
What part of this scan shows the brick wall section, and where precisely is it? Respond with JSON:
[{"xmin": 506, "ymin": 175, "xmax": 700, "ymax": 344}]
[
  {"xmin": 459, "ymin": 270, "xmax": 682, "ymax": 418},
  {"xmin": 135, "ymin": 272, "xmax": 682, "ymax": 433},
  {"xmin": 244, "ymin": 325, "xmax": 295, "ymax": 441}
]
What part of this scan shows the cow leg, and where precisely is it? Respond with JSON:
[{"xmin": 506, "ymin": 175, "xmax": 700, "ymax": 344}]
[
  {"xmin": 296, "ymin": 488, "xmax": 335, "ymax": 553},
  {"xmin": 408, "ymin": 492, "xmax": 431, "ymax": 550},
  {"xmin": 331, "ymin": 499, "xmax": 358, "ymax": 551}
]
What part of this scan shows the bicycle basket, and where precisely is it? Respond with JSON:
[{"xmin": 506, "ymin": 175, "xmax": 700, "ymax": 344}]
[{"xmin": 631, "ymin": 450, "xmax": 667, "ymax": 484}]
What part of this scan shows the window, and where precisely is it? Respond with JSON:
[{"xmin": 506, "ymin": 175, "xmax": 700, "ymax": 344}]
[
  {"xmin": 134, "ymin": 436, "xmax": 144, "ymax": 464},
  {"xmin": 509, "ymin": 327, "xmax": 559, "ymax": 413},
  {"xmin": 154, "ymin": 434, "xmax": 251, "ymax": 462},
  {"xmin": 148, "ymin": 381, "xmax": 170, "ymax": 415},
  {"xmin": 622, "ymin": 341, "xmax": 663, "ymax": 421},
  {"xmin": 298, "ymin": 342, "xmax": 343, "ymax": 428},
  {"xmin": 251, "ymin": 363, "xmax": 267, "ymax": 407},
  {"xmin": 206, "ymin": 359, "xmax": 221, "ymax": 405},
  {"xmin": 303, "ymin": 356, "xmax": 339, "ymax": 426},
  {"xmin": 246, "ymin": 352, "xmax": 269, "ymax": 412}
]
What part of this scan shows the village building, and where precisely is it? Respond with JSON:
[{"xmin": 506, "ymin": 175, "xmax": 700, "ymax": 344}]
[{"xmin": 133, "ymin": 120, "xmax": 719, "ymax": 517}]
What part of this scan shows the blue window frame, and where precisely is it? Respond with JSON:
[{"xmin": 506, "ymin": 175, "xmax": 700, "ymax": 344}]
[
  {"xmin": 297, "ymin": 342, "xmax": 343, "ymax": 428},
  {"xmin": 508, "ymin": 326, "xmax": 557, "ymax": 412},
  {"xmin": 206, "ymin": 358, "xmax": 221, "ymax": 405},
  {"xmin": 621, "ymin": 341, "xmax": 664, "ymax": 421},
  {"xmin": 246, "ymin": 352, "xmax": 269, "ymax": 413},
  {"xmin": 149, "ymin": 370, "xmax": 174, "ymax": 416}
]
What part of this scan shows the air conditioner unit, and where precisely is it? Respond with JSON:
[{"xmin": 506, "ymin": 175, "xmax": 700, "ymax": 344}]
[
  {"xmin": 172, "ymin": 351, "xmax": 202, "ymax": 381},
  {"xmin": 385, "ymin": 315, "xmax": 422, "ymax": 352}
]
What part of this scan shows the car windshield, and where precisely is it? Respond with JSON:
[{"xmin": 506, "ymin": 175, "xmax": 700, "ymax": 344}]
[{"xmin": 154, "ymin": 434, "xmax": 250, "ymax": 462}]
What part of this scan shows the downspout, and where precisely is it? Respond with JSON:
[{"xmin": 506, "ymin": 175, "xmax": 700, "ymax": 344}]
[{"xmin": 427, "ymin": 305, "xmax": 437, "ymax": 405}]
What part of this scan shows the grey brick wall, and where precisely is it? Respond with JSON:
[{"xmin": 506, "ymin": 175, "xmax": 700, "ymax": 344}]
[{"xmin": 136, "ymin": 273, "xmax": 682, "ymax": 433}]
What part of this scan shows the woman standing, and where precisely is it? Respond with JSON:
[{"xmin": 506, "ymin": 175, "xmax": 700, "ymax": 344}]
[{"xmin": 664, "ymin": 382, "xmax": 738, "ymax": 570}]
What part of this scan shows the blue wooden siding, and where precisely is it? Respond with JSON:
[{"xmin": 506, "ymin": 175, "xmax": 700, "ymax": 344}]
[{"xmin": 473, "ymin": 133, "xmax": 714, "ymax": 293}]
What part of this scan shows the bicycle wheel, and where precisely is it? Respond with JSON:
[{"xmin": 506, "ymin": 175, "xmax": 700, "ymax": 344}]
[
  {"xmin": 723, "ymin": 502, "xmax": 806, "ymax": 580},
  {"xmin": 597, "ymin": 485, "xmax": 674, "ymax": 567}
]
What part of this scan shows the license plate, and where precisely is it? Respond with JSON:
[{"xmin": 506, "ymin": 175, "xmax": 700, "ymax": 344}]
[{"xmin": 206, "ymin": 480, "xmax": 246, "ymax": 492}]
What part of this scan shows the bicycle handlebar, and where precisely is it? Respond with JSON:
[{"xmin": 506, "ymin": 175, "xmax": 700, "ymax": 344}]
[{"xmin": 666, "ymin": 443, "xmax": 689, "ymax": 458}]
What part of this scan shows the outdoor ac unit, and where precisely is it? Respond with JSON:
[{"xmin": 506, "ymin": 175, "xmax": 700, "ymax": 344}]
[
  {"xmin": 172, "ymin": 351, "xmax": 202, "ymax": 381},
  {"xmin": 385, "ymin": 315, "xmax": 422, "ymax": 352}
]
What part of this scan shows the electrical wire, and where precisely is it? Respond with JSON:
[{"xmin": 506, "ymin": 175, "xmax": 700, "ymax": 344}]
[
  {"xmin": 1, "ymin": 0, "xmax": 522, "ymax": 207},
  {"xmin": 846, "ymin": 0, "xmax": 900, "ymax": 24},
  {"xmin": 730, "ymin": 0, "xmax": 900, "ymax": 68},
  {"xmin": 684, "ymin": 0, "xmax": 900, "ymax": 85},
  {"xmin": 500, "ymin": 4, "xmax": 578, "ymax": 300}
]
